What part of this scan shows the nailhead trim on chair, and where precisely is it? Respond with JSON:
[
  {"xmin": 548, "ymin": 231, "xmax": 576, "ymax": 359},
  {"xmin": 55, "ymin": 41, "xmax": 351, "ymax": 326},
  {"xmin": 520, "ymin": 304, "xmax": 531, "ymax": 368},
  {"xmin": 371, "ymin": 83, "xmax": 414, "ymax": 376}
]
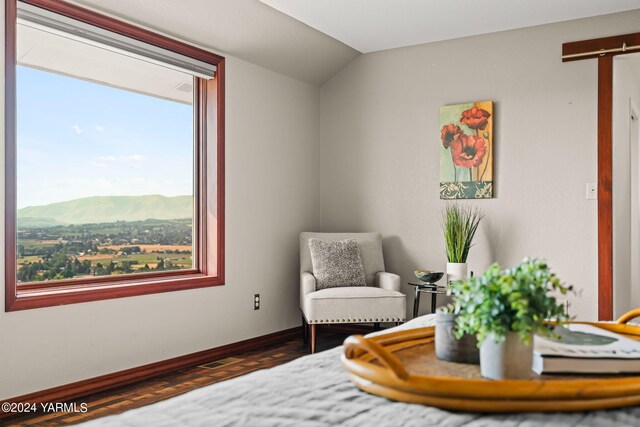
[{"xmin": 306, "ymin": 318, "xmax": 406, "ymax": 324}]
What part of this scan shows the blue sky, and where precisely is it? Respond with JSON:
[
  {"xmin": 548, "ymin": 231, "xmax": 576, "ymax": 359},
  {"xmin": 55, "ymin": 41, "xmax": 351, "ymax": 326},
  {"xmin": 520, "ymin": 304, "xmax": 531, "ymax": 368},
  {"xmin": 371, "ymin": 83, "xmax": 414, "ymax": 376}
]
[{"xmin": 16, "ymin": 66, "xmax": 194, "ymax": 209}]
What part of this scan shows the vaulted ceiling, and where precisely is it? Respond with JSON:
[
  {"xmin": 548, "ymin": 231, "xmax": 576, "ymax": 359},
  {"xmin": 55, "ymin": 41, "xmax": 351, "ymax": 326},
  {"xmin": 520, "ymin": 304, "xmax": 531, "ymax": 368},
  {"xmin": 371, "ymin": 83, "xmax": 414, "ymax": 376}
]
[
  {"xmin": 73, "ymin": 0, "xmax": 640, "ymax": 86},
  {"xmin": 73, "ymin": 0, "xmax": 360, "ymax": 86},
  {"xmin": 259, "ymin": 0, "xmax": 640, "ymax": 53}
]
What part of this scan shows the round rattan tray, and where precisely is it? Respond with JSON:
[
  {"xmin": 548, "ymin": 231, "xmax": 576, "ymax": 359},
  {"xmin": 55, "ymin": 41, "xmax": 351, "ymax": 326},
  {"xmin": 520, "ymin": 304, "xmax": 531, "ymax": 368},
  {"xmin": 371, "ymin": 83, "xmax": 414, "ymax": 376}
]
[{"xmin": 341, "ymin": 308, "xmax": 640, "ymax": 413}]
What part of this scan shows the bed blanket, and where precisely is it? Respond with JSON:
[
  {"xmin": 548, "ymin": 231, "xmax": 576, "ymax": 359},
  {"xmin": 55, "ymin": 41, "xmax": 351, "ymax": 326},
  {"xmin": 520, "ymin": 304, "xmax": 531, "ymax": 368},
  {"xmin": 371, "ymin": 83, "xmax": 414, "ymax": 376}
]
[{"xmin": 82, "ymin": 316, "xmax": 640, "ymax": 426}]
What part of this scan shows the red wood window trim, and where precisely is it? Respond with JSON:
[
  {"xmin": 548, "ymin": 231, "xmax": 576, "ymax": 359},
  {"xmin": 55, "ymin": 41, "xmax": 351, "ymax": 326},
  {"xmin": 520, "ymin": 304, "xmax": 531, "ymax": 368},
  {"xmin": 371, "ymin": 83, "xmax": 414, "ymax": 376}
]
[
  {"xmin": 562, "ymin": 34, "xmax": 640, "ymax": 320},
  {"xmin": 4, "ymin": 0, "xmax": 225, "ymax": 311}
]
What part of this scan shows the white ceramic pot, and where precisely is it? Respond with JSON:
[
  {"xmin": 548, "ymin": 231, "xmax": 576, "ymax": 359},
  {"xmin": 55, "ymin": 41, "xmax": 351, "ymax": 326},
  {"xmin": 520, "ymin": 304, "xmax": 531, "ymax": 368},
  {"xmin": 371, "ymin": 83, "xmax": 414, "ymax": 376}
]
[
  {"xmin": 480, "ymin": 332, "xmax": 533, "ymax": 380},
  {"xmin": 446, "ymin": 262, "xmax": 467, "ymax": 283}
]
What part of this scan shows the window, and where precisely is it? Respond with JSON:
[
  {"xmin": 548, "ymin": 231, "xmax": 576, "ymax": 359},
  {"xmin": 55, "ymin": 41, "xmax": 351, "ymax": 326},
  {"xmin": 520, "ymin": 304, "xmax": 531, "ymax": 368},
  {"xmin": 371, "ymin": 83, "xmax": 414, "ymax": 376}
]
[{"xmin": 5, "ymin": 0, "xmax": 225, "ymax": 311}]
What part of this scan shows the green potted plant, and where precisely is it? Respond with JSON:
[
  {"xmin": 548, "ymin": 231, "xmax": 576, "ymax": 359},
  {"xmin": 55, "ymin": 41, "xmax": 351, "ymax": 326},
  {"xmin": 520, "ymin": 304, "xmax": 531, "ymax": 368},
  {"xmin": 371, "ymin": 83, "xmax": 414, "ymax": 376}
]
[
  {"xmin": 434, "ymin": 204, "xmax": 483, "ymax": 364},
  {"xmin": 442, "ymin": 204, "xmax": 483, "ymax": 282},
  {"xmin": 448, "ymin": 258, "xmax": 573, "ymax": 379}
]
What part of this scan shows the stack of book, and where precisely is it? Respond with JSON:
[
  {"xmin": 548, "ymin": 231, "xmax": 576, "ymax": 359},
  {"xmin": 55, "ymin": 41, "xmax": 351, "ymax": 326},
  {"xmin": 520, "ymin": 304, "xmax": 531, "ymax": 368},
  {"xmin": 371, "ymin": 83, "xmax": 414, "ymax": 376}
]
[{"xmin": 533, "ymin": 324, "xmax": 640, "ymax": 375}]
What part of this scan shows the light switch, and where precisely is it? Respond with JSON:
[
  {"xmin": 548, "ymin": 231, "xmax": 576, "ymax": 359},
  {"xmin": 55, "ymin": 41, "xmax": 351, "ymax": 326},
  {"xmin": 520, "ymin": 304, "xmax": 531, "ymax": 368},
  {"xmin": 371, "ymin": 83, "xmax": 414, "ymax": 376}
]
[{"xmin": 586, "ymin": 183, "xmax": 597, "ymax": 200}]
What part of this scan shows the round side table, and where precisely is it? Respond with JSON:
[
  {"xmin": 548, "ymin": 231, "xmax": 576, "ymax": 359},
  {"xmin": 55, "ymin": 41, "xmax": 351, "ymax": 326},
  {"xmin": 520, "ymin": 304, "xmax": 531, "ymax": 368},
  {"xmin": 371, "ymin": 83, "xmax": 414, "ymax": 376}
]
[{"xmin": 407, "ymin": 282, "xmax": 447, "ymax": 318}]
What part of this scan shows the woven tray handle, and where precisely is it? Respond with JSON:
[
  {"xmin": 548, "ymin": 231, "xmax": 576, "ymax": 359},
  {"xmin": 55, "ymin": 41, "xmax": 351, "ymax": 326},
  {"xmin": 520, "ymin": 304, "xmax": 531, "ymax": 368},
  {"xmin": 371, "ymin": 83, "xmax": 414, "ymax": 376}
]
[
  {"xmin": 617, "ymin": 308, "xmax": 640, "ymax": 324},
  {"xmin": 343, "ymin": 335, "xmax": 409, "ymax": 380}
]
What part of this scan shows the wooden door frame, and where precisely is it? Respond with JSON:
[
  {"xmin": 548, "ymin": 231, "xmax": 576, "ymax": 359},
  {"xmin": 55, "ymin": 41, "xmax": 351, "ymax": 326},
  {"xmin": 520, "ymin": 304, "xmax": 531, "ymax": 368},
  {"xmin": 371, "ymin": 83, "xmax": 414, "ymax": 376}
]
[{"xmin": 563, "ymin": 33, "xmax": 640, "ymax": 320}]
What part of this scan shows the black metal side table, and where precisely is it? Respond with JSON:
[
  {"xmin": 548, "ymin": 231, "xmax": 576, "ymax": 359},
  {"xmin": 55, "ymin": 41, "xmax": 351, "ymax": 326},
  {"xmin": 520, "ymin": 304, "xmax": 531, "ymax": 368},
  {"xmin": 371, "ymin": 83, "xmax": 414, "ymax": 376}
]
[{"xmin": 407, "ymin": 282, "xmax": 447, "ymax": 318}]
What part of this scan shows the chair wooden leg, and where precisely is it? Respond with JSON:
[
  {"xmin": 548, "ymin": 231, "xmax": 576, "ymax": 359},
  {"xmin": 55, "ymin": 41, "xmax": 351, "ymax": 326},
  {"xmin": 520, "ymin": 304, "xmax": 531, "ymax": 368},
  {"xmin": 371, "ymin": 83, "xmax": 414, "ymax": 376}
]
[
  {"xmin": 373, "ymin": 322, "xmax": 381, "ymax": 331},
  {"xmin": 310, "ymin": 324, "xmax": 316, "ymax": 354},
  {"xmin": 302, "ymin": 314, "xmax": 308, "ymax": 344}
]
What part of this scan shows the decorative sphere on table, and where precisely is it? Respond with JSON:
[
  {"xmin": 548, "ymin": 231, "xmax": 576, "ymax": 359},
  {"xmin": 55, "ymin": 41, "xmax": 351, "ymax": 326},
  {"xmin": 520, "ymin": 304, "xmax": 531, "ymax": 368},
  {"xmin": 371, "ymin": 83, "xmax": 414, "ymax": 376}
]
[{"xmin": 414, "ymin": 270, "xmax": 444, "ymax": 283}]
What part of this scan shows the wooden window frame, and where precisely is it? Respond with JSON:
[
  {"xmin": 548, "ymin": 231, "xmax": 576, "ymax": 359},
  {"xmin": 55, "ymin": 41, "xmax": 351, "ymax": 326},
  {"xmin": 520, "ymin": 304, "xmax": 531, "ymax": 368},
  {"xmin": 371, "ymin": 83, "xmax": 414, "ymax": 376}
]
[
  {"xmin": 4, "ymin": 0, "xmax": 225, "ymax": 311},
  {"xmin": 563, "ymin": 32, "xmax": 640, "ymax": 320}
]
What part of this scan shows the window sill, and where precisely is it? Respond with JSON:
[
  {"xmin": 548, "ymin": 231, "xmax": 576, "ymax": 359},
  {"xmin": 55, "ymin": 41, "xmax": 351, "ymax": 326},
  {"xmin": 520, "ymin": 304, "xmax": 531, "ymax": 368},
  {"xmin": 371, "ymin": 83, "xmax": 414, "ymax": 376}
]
[{"xmin": 6, "ymin": 273, "xmax": 224, "ymax": 311}]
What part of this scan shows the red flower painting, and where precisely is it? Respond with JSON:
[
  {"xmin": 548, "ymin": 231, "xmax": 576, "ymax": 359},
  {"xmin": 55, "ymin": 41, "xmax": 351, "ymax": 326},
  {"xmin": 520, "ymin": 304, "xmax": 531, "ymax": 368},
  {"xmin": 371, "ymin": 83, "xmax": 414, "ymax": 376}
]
[
  {"xmin": 460, "ymin": 106, "xmax": 491, "ymax": 131},
  {"xmin": 440, "ymin": 124, "xmax": 462, "ymax": 149},
  {"xmin": 440, "ymin": 102, "xmax": 493, "ymax": 188},
  {"xmin": 450, "ymin": 135, "xmax": 487, "ymax": 168}
]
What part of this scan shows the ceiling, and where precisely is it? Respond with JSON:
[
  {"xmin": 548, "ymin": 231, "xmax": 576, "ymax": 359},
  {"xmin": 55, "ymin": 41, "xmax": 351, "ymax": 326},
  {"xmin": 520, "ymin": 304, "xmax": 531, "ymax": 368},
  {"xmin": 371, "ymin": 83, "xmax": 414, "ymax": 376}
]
[
  {"xmin": 72, "ymin": 0, "xmax": 360, "ymax": 86},
  {"xmin": 67, "ymin": 0, "xmax": 640, "ymax": 85},
  {"xmin": 259, "ymin": 0, "xmax": 640, "ymax": 53}
]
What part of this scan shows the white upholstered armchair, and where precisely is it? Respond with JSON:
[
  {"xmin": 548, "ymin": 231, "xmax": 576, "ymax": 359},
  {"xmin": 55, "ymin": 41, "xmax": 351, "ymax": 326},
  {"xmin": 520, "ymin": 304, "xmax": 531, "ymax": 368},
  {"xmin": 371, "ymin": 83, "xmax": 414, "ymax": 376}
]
[{"xmin": 300, "ymin": 232, "xmax": 407, "ymax": 353}]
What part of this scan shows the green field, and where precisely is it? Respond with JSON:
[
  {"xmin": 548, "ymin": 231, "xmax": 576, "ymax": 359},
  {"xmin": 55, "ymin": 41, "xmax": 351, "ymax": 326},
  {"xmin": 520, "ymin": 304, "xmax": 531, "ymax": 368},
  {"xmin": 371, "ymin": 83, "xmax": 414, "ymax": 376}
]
[
  {"xmin": 17, "ymin": 255, "xmax": 44, "ymax": 265},
  {"xmin": 19, "ymin": 240, "xmax": 59, "ymax": 250},
  {"xmin": 16, "ymin": 218, "xmax": 194, "ymax": 282},
  {"xmin": 83, "ymin": 253, "xmax": 192, "ymax": 269},
  {"xmin": 18, "ymin": 253, "xmax": 192, "ymax": 269}
]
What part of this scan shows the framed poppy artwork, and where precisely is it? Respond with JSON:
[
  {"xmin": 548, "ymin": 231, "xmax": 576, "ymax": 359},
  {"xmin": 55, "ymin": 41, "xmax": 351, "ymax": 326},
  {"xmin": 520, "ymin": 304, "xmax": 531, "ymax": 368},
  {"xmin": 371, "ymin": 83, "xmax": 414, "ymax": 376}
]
[{"xmin": 439, "ymin": 101, "xmax": 493, "ymax": 199}]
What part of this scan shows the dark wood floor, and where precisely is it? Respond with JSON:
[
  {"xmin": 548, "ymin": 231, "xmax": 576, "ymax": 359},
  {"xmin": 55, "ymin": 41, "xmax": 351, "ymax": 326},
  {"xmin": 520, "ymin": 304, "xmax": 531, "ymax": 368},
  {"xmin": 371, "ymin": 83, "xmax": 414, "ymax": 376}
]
[{"xmin": 4, "ymin": 331, "xmax": 351, "ymax": 426}]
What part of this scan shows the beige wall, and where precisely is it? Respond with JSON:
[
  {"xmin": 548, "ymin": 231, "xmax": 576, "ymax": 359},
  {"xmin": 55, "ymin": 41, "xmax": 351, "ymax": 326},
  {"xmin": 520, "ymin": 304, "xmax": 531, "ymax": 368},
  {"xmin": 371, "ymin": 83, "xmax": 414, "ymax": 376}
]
[
  {"xmin": 320, "ymin": 10, "xmax": 640, "ymax": 321},
  {"xmin": 0, "ymin": 14, "xmax": 321, "ymax": 399}
]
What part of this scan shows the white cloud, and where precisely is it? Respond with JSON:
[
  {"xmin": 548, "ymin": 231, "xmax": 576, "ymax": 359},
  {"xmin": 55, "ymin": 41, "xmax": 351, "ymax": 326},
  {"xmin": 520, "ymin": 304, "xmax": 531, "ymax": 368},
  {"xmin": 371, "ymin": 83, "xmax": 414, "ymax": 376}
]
[
  {"xmin": 72, "ymin": 125, "xmax": 83, "ymax": 134},
  {"xmin": 95, "ymin": 125, "xmax": 105, "ymax": 132}
]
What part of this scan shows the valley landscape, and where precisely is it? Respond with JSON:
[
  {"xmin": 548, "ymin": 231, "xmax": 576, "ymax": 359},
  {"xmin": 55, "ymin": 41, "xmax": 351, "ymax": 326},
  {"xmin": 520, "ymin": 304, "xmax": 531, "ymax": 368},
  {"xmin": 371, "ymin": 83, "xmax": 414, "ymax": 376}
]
[{"xmin": 16, "ymin": 195, "xmax": 194, "ymax": 283}]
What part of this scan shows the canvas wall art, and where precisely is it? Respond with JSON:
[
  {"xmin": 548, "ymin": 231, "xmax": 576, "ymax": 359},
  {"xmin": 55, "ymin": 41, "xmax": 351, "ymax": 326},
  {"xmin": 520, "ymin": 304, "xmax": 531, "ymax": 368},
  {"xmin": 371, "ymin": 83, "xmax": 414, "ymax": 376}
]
[{"xmin": 439, "ymin": 101, "xmax": 493, "ymax": 199}]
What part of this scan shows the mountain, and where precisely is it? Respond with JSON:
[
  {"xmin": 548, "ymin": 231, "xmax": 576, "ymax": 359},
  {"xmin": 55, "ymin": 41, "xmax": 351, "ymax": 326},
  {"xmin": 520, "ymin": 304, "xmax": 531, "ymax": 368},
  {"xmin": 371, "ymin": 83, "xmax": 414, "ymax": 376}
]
[{"xmin": 17, "ymin": 195, "xmax": 193, "ymax": 226}]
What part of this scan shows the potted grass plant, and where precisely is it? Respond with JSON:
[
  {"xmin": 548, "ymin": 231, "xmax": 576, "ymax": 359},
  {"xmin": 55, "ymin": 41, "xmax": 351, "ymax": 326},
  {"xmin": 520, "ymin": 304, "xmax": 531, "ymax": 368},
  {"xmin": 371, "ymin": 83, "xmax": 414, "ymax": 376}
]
[
  {"xmin": 435, "ymin": 204, "xmax": 482, "ymax": 364},
  {"xmin": 448, "ymin": 259, "xmax": 573, "ymax": 379},
  {"xmin": 442, "ymin": 204, "xmax": 483, "ymax": 282}
]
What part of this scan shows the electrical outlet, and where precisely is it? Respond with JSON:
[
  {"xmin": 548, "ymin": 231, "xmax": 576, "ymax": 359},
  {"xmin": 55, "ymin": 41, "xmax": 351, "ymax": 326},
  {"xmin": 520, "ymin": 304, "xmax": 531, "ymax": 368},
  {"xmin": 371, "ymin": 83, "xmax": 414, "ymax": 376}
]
[
  {"xmin": 254, "ymin": 294, "xmax": 260, "ymax": 310},
  {"xmin": 586, "ymin": 183, "xmax": 597, "ymax": 200}
]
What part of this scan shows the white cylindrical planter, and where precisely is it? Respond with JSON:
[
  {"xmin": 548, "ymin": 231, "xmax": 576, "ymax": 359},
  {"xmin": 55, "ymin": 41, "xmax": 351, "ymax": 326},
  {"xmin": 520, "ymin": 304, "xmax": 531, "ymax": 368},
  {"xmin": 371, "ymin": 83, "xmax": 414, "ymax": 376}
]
[
  {"xmin": 480, "ymin": 332, "xmax": 533, "ymax": 380},
  {"xmin": 446, "ymin": 262, "xmax": 467, "ymax": 283}
]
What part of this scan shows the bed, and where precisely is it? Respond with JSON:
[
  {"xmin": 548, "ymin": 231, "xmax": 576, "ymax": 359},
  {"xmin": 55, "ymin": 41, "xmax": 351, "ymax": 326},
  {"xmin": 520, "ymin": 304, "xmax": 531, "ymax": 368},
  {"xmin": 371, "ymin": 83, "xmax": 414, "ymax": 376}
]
[{"xmin": 82, "ymin": 316, "xmax": 640, "ymax": 426}]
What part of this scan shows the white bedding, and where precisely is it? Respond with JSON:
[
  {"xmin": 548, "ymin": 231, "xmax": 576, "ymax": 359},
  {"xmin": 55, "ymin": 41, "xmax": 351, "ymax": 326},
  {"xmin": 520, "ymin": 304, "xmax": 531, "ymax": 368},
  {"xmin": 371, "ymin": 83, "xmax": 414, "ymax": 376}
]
[{"xmin": 82, "ymin": 316, "xmax": 640, "ymax": 426}]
